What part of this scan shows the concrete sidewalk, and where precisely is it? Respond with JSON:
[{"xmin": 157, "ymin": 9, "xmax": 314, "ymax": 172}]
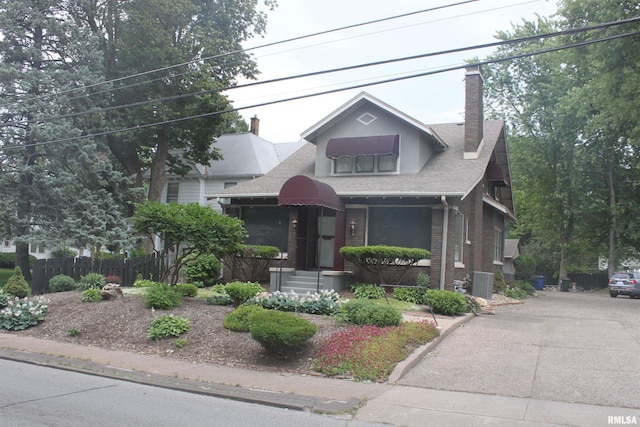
[{"xmin": 0, "ymin": 305, "xmax": 634, "ymax": 426}]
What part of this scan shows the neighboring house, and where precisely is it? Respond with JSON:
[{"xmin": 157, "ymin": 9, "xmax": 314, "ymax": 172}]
[
  {"xmin": 210, "ymin": 65, "xmax": 516, "ymax": 294},
  {"xmin": 503, "ymin": 238, "xmax": 520, "ymax": 283},
  {"xmin": 162, "ymin": 118, "xmax": 306, "ymax": 212}
]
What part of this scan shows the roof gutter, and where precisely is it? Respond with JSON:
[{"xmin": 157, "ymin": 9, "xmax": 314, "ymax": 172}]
[{"xmin": 440, "ymin": 195, "xmax": 449, "ymax": 290}]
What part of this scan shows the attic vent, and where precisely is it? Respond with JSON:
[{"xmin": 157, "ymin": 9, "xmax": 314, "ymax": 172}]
[{"xmin": 357, "ymin": 112, "xmax": 377, "ymax": 125}]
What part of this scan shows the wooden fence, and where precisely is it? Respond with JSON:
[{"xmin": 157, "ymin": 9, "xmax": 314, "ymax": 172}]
[{"xmin": 31, "ymin": 254, "xmax": 161, "ymax": 294}]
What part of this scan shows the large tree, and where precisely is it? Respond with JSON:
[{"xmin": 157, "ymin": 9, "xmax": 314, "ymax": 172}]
[
  {"xmin": 483, "ymin": 1, "xmax": 640, "ymax": 279},
  {"xmin": 0, "ymin": 0, "xmax": 133, "ymax": 278},
  {"xmin": 75, "ymin": 0, "xmax": 275, "ymax": 203}
]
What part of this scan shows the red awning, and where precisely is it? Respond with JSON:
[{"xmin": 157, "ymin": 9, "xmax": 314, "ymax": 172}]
[
  {"xmin": 487, "ymin": 161, "xmax": 509, "ymax": 186},
  {"xmin": 278, "ymin": 175, "xmax": 344, "ymax": 211},
  {"xmin": 326, "ymin": 135, "xmax": 399, "ymax": 159}
]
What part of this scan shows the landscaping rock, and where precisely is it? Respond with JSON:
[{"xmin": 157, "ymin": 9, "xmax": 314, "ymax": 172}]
[{"xmin": 101, "ymin": 283, "xmax": 123, "ymax": 300}]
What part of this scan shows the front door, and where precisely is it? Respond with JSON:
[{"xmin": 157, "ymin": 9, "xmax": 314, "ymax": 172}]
[{"xmin": 294, "ymin": 207, "xmax": 335, "ymax": 270}]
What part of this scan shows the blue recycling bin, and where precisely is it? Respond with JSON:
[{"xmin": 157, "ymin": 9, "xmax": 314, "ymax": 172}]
[{"xmin": 533, "ymin": 275, "xmax": 544, "ymax": 290}]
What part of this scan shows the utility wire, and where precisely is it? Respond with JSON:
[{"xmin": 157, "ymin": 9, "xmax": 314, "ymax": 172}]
[
  {"xmin": 0, "ymin": 0, "xmax": 480, "ymax": 110},
  {"xmin": 33, "ymin": 16, "xmax": 640, "ymax": 124},
  {"xmin": 3, "ymin": 29, "xmax": 637, "ymax": 152}
]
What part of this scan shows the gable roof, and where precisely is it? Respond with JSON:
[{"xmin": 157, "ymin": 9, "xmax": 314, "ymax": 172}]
[
  {"xmin": 210, "ymin": 119, "xmax": 507, "ymax": 201},
  {"xmin": 198, "ymin": 133, "xmax": 305, "ymax": 178},
  {"xmin": 302, "ymin": 92, "xmax": 447, "ymax": 151}
]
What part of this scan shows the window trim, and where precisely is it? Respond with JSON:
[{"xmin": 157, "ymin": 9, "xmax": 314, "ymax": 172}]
[{"xmin": 332, "ymin": 153, "xmax": 398, "ymax": 175}]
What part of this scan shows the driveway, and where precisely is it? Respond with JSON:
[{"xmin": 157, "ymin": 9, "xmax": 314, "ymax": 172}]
[{"xmin": 397, "ymin": 290, "xmax": 640, "ymax": 409}]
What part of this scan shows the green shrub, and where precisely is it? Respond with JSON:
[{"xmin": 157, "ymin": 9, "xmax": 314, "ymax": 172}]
[
  {"xmin": 514, "ymin": 280, "xmax": 536, "ymax": 296},
  {"xmin": 3, "ymin": 267, "xmax": 30, "ymax": 298},
  {"xmin": 0, "ymin": 253, "xmax": 35, "ymax": 269},
  {"xmin": 465, "ymin": 295, "xmax": 482, "ymax": 314},
  {"xmin": 175, "ymin": 283, "xmax": 198, "ymax": 297},
  {"xmin": 148, "ymin": 315, "xmax": 190, "ymax": 340},
  {"xmin": 133, "ymin": 279, "xmax": 156, "ymax": 288},
  {"xmin": 49, "ymin": 274, "xmax": 76, "ymax": 293},
  {"xmin": 0, "ymin": 296, "xmax": 48, "ymax": 330},
  {"xmin": 393, "ymin": 287, "xmax": 427, "ymax": 304},
  {"xmin": 224, "ymin": 304, "xmax": 265, "ymax": 332},
  {"xmin": 184, "ymin": 252, "xmax": 222, "ymax": 287},
  {"xmin": 504, "ymin": 287, "xmax": 529, "ymax": 299},
  {"xmin": 77, "ymin": 273, "xmax": 106, "ymax": 291},
  {"xmin": 211, "ymin": 284, "xmax": 225, "ymax": 293},
  {"xmin": 426, "ymin": 290, "xmax": 467, "ymax": 315},
  {"xmin": 339, "ymin": 299, "xmax": 403, "ymax": 327},
  {"xmin": 224, "ymin": 281, "xmax": 264, "ymax": 307},
  {"xmin": 352, "ymin": 283, "xmax": 385, "ymax": 299},
  {"xmin": 416, "ymin": 272, "xmax": 431, "ymax": 289},
  {"xmin": 248, "ymin": 310, "xmax": 317, "ymax": 354},
  {"xmin": 50, "ymin": 247, "xmax": 77, "ymax": 258},
  {"xmin": 81, "ymin": 288, "xmax": 103, "ymax": 302},
  {"xmin": 205, "ymin": 292, "xmax": 234, "ymax": 306},
  {"xmin": 253, "ymin": 289, "xmax": 344, "ymax": 315},
  {"xmin": 0, "ymin": 289, "xmax": 10, "ymax": 309},
  {"xmin": 493, "ymin": 270, "xmax": 507, "ymax": 293},
  {"xmin": 144, "ymin": 283, "xmax": 182, "ymax": 310}
]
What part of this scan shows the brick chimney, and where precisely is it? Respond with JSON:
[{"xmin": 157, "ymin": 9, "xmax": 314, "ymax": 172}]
[
  {"xmin": 250, "ymin": 115, "xmax": 260, "ymax": 136},
  {"xmin": 464, "ymin": 65, "xmax": 484, "ymax": 158}
]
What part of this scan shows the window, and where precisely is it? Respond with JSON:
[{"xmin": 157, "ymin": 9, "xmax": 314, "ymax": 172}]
[
  {"xmin": 335, "ymin": 157, "xmax": 352, "ymax": 173},
  {"xmin": 378, "ymin": 154, "xmax": 397, "ymax": 172},
  {"xmin": 166, "ymin": 182, "xmax": 179, "ymax": 203},
  {"xmin": 494, "ymin": 228, "xmax": 504, "ymax": 262},
  {"xmin": 454, "ymin": 211, "xmax": 464, "ymax": 263},
  {"xmin": 355, "ymin": 155, "xmax": 374, "ymax": 173},
  {"xmin": 241, "ymin": 206, "xmax": 289, "ymax": 252},
  {"xmin": 368, "ymin": 207, "xmax": 431, "ymax": 250},
  {"xmin": 334, "ymin": 154, "xmax": 397, "ymax": 174},
  {"xmin": 224, "ymin": 182, "xmax": 237, "ymax": 189}
]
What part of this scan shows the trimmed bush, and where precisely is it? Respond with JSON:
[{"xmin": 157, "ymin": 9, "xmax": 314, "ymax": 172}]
[
  {"xmin": 224, "ymin": 281, "xmax": 264, "ymax": 307},
  {"xmin": 339, "ymin": 299, "xmax": 403, "ymax": 327},
  {"xmin": 144, "ymin": 283, "xmax": 182, "ymax": 310},
  {"xmin": 426, "ymin": 290, "xmax": 467, "ymax": 315},
  {"xmin": 351, "ymin": 283, "xmax": 385, "ymax": 299},
  {"xmin": 393, "ymin": 287, "xmax": 427, "ymax": 304},
  {"xmin": 493, "ymin": 270, "xmax": 507, "ymax": 293},
  {"xmin": 77, "ymin": 273, "xmax": 106, "ymax": 291},
  {"xmin": 148, "ymin": 315, "xmax": 190, "ymax": 340},
  {"xmin": 50, "ymin": 247, "xmax": 77, "ymax": 258},
  {"xmin": 3, "ymin": 267, "xmax": 30, "ymax": 298},
  {"xmin": 184, "ymin": 252, "xmax": 222, "ymax": 287},
  {"xmin": 0, "ymin": 253, "xmax": 36, "ymax": 269},
  {"xmin": 81, "ymin": 288, "xmax": 103, "ymax": 302},
  {"xmin": 49, "ymin": 274, "xmax": 76, "ymax": 293},
  {"xmin": 248, "ymin": 310, "xmax": 317, "ymax": 354},
  {"xmin": 133, "ymin": 279, "xmax": 156, "ymax": 288},
  {"xmin": 505, "ymin": 287, "xmax": 528, "ymax": 299},
  {"xmin": 175, "ymin": 283, "xmax": 198, "ymax": 297},
  {"xmin": 224, "ymin": 304, "xmax": 265, "ymax": 332}
]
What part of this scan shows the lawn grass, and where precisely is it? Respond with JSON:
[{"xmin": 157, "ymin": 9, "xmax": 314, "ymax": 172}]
[{"xmin": 0, "ymin": 268, "xmax": 14, "ymax": 287}]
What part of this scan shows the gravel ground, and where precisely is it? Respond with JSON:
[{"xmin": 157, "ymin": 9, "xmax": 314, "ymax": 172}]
[{"xmin": 8, "ymin": 291, "xmax": 345, "ymax": 375}]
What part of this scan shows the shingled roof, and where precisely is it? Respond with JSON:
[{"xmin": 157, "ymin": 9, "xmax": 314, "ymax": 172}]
[{"xmin": 209, "ymin": 119, "xmax": 506, "ymax": 201}]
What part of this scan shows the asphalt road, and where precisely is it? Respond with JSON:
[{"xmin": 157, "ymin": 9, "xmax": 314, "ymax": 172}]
[
  {"xmin": 0, "ymin": 359, "xmax": 382, "ymax": 427},
  {"xmin": 397, "ymin": 290, "xmax": 640, "ymax": 409}
]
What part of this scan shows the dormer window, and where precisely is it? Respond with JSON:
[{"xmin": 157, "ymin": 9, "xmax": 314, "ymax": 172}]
[{"xmin": 327, "ymin": 135, "xmax": 399, "ymax": 175}]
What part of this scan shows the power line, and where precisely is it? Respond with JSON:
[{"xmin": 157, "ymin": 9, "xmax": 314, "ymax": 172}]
[
  {"xmin": 0, "ymin": 0, "xmax": 480, "ymax": 110},
  {"xmin": 2, "ymin": 29, "xmax": 637, "ymax": 153},
  {"xmin": 29, "ymin": 16, "xmax": 640, "ymax": 124}
]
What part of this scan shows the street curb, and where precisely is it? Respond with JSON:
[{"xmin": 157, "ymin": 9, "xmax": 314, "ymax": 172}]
[
  {"xmin": 387, "ymin": 313, "xmax": 475, "ymax": 383},
  {"xmin": 0, "ymin": 348, "xmax": 361, "ymax": 414}
]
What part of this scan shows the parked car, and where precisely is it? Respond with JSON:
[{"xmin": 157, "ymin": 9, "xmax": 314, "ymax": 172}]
[{"xmin": 608, "ymin": 272, "xmax": 640, "ymax": 298}]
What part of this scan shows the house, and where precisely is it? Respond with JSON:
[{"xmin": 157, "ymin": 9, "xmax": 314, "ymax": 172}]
[
  {"xmin": 503, "ymin": 238, "xmax": 520, "ymax": 283},
  {"xmin": 162, "ymin": 117, "xmax": 306, "ymax": 212},
  {"xmin": 211, "ymin": 65, "xmax": 516, "ymax": 295}
]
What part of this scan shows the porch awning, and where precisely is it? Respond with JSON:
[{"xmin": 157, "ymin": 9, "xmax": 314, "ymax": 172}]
[
  {"xmin": 278, "ymin": 175, "xmax": 344, "ymax": 211},
  {"xmin": 486, "ymin": 161, "xmax": 509, "ymax": 186},
  {"xmin": 326, "ymin": 135, "xmax": 399, "ymax": 159}
]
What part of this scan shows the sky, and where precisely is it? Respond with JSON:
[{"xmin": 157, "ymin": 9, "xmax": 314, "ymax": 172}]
[{"xmin": 226, "ymin": 0, "xmax": 559, "ymax": 143}]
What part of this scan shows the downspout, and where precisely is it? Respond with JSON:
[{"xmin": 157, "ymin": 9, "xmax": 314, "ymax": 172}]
[{"xmin": 440, "ymin": 196, "xmax": 449, "ymax": 290}]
